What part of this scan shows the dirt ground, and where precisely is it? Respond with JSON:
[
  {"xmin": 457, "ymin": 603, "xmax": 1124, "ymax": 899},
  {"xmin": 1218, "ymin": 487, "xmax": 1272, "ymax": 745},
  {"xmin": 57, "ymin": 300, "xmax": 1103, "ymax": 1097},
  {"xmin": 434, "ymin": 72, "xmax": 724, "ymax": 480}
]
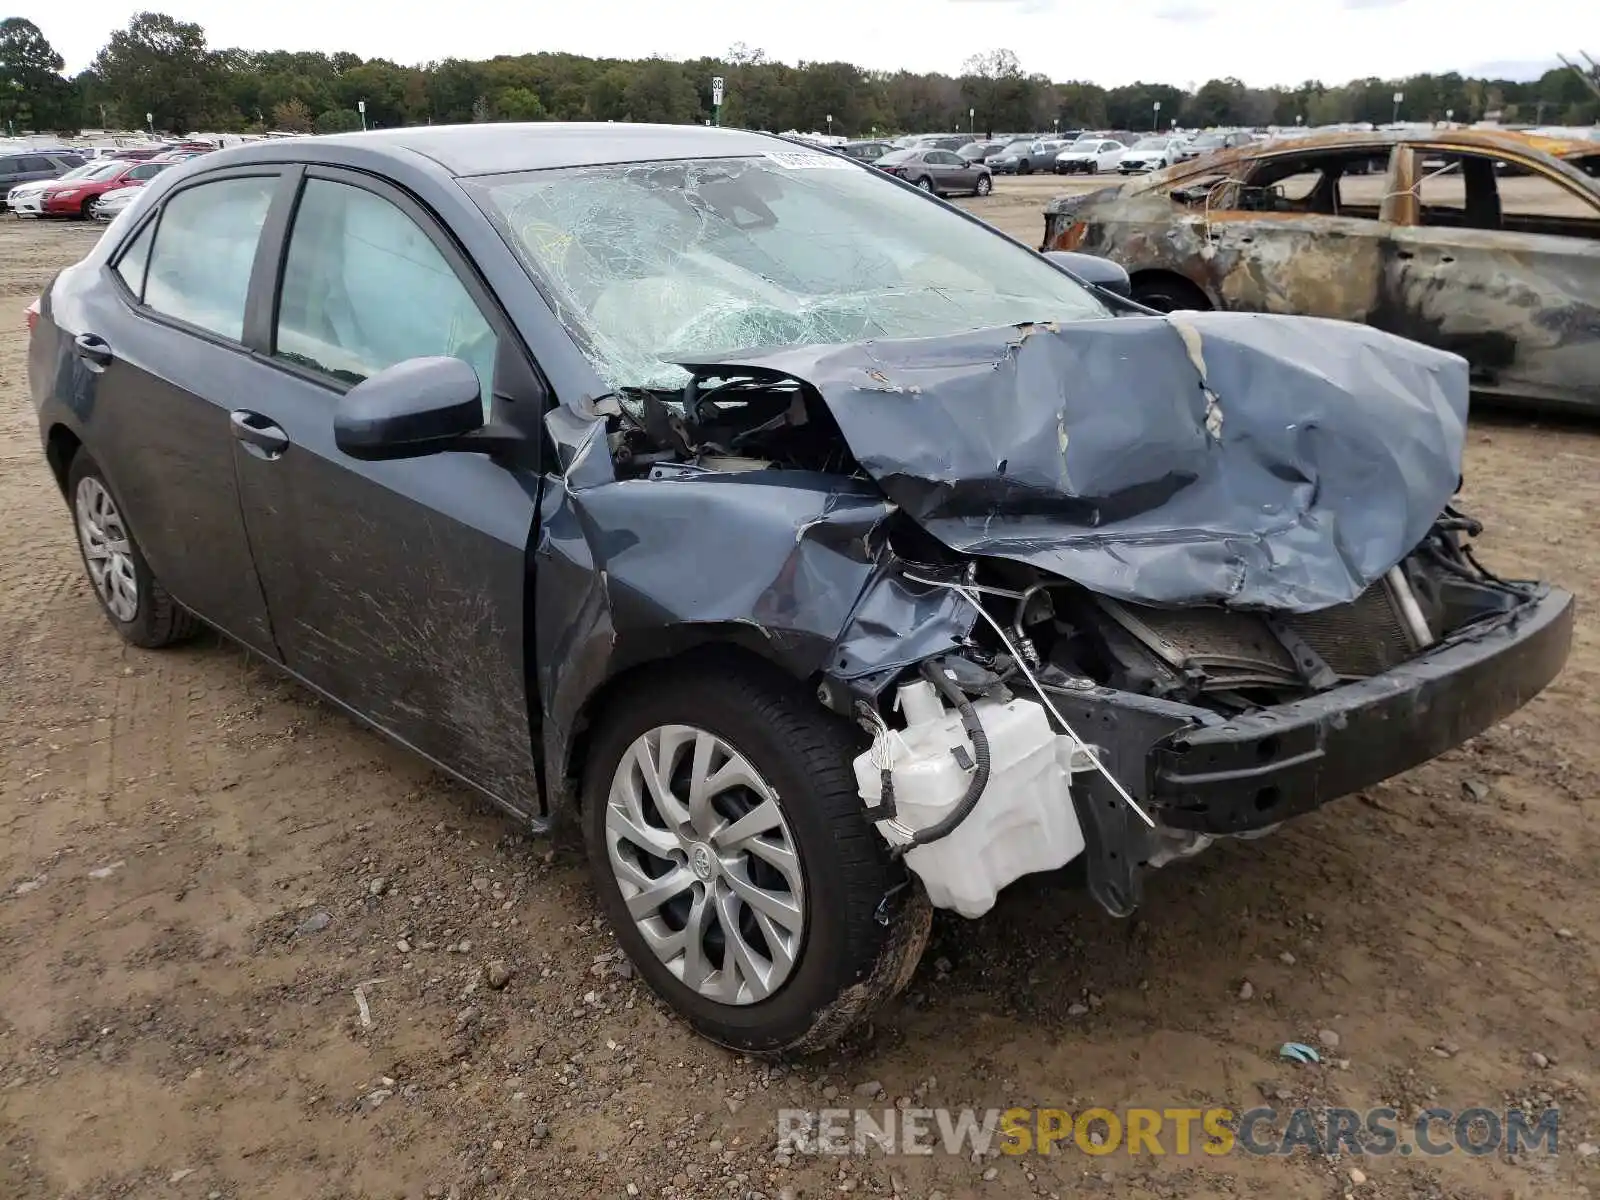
[{"xmin": 1, "ymin": 191, "xmax": 1597, "ymax": 1200}]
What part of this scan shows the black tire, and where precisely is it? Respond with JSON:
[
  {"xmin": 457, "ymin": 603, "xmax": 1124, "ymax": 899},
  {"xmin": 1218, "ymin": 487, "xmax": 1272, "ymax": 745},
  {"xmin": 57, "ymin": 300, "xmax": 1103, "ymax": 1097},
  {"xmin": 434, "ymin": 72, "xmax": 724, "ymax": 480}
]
[
  {"xmin": 914, "ymin": 175, "xmax": 935, "ymax": 194},
  {"xmin": 1019, "ymin": 158, "xmax": 1033, "ymax": 175},
  {"xmin": 581, "ymin": 657, "xmax": 931, "ymax": 1056},
  {"xmin": 1130, "ymin": 275, "xmax": 1213, "ymax": 314},
  {"xmin": 66, "ymin": 451, "xmax": 202, "ymax": 648},
  {"xmin": 974, "ymin": 174, "xmax": 992, "ymax": 196},
  {"xmin": 80, "ymin": 197, "xmax": 96, "ymax": 220}
]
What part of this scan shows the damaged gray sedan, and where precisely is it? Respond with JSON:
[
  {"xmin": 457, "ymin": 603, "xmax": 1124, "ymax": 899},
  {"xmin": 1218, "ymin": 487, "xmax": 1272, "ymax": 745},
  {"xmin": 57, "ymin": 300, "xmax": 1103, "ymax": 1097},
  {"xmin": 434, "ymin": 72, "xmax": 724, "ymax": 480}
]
[{"xmin": 30, "ymin": 123, "xmax": 1575, "ymax": 1054}]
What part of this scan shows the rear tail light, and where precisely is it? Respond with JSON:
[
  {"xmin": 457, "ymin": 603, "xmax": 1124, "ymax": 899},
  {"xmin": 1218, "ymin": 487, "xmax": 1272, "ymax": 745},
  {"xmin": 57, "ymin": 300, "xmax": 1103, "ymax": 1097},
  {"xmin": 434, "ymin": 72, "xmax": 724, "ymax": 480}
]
[{"xmin": 25, "ymin": 298, "xmax": 40, "ymax": 334}]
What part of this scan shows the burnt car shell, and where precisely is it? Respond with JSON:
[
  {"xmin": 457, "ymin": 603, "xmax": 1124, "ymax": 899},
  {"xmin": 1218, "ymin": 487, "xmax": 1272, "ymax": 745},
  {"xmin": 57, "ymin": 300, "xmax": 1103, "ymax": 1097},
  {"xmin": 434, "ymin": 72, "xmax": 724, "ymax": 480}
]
[{"xmin": 1040, "ymin": 128, "xmax": 1600, "ymax": 413}]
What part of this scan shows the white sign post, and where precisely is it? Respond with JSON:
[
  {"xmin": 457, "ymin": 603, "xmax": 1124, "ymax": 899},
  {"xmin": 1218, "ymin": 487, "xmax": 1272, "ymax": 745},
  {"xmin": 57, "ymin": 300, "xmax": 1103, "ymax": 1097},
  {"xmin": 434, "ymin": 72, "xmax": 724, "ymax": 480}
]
[
  {"xmin": 711, "ymin": 76, "xmax": 724, "ymax": 126},
  {"xmin": 358, "ymin": 99, "xmax": 367, "ymax": 131},
  {"xmin": 1152, "ymin": 99, "xmax": 1161, "ymax": 130}
]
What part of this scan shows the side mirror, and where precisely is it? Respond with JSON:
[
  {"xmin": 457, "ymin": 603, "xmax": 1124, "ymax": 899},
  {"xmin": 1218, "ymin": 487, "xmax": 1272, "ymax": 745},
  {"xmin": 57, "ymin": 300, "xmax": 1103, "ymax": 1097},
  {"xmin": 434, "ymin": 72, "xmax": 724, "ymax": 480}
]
[
  {"xmin": 1044, "ymin": 250, "xmax": 1132, "ymax": 298},
  {"xmin": 334, "ymin": 356, "xmax": 485, "ymax": 461}
]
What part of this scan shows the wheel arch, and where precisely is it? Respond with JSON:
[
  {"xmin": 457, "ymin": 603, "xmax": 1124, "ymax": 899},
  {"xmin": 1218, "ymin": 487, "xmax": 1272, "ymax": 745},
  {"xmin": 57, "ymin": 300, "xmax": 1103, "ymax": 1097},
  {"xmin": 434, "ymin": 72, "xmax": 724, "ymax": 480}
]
[
  {"xmin": 1127, "ymin": 268, "xmax": 1216, "ymax": 310},
  {"xmin": 541, "ymin": 630, "xmax": 837, "ymax": 822}
]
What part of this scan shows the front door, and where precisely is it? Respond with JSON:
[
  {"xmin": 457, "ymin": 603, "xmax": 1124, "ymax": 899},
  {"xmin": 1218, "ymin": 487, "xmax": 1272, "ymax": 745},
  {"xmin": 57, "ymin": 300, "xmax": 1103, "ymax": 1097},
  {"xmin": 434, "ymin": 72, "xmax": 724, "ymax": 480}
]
[
  {"xmin": 229, "ymin": 168, "xmax": 545, "ymax": 814},
  {"xmin": 1199, "ymin": 145, "xmax": 1397, "ymax": 321},
  {"xmin": 66, "ymin": 169, "xmax": 284, "ymax": 653}
]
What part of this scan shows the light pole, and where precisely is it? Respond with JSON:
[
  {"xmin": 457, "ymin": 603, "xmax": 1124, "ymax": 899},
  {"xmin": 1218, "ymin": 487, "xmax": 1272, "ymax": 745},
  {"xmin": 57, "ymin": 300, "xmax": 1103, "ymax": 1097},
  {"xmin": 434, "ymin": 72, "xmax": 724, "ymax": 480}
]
[
  {"xmin": 146, "ymin": 111, "xmax": 153, "ymax": 136},
  {"xmin": 358, "ymin": 99, "xmax": 367, "ymax": 131},
  {"xmin": 826, "ymin": 113, "xmax": 833, "ymax": 137},
  {"xmin": 1444, "ymin": 107, "xmax": 1454, "ymax": 127},
  {"xmin": 1152, "ymin": 99, "xmax": 1161, "ymax": 130},
  {"xmin": 968, "ymin": 107, "xmax": 974, "ymax": 135}
]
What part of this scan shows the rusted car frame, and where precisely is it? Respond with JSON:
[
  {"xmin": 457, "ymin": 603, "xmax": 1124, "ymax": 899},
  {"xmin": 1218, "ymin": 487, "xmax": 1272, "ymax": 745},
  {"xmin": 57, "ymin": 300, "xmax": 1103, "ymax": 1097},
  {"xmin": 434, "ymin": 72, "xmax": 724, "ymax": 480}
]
[{"xmin": 1043, "ymin": 130, "xmax": 1600, "ymax": 412}]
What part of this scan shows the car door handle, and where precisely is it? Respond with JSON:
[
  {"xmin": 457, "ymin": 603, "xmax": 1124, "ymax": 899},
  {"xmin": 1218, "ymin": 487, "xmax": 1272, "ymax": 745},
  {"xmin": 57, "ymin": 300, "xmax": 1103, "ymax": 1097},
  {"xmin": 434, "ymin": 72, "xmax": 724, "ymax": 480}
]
[
  {"xmin": 73, "ymin": 332, "xmax": 113, "ymax": 368},
  {"xmin": 229, "ymin": 410, "xmax": 289, "ymax": 457}
]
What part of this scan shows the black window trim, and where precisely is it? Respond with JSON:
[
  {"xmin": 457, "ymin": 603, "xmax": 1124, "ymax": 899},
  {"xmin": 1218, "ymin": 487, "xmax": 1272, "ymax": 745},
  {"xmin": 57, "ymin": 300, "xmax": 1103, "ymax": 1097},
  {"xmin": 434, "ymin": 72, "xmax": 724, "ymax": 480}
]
[
  {"xmin": 247, "ymin": 163, "xmax": 545, "ymax": 412},
  {"xmin": 102, "ymin": 164, "xmax": 290, "ymax": 356}
]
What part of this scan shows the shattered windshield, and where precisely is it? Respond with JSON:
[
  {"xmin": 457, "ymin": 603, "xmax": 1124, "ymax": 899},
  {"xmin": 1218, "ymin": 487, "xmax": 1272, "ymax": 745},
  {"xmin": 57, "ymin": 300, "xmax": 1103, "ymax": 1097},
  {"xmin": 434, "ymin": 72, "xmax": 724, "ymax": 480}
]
[{"xmin": 466, "ymin": 153, "xmax": 1109, "ymax": 391}]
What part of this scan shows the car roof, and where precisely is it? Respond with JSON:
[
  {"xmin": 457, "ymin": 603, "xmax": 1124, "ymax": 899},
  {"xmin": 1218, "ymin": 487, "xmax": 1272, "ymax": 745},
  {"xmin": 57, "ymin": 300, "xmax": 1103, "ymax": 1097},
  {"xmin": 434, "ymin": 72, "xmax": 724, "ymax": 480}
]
[
  {"xmin": 1124, "ymin": 126, "xmax": 1600, "ymax": 197},
  {"xmin": 204, "ymin": 121, "xmax": 798, "ymax": 178}
]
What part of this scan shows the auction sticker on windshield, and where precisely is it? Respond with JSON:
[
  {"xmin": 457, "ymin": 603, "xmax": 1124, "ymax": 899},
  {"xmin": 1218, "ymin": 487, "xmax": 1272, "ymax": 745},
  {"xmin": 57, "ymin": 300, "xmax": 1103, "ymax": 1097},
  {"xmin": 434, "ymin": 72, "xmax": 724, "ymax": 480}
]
[{"xmin": 764, "ymin": 151, "xmax": 854, "ymax": 169}]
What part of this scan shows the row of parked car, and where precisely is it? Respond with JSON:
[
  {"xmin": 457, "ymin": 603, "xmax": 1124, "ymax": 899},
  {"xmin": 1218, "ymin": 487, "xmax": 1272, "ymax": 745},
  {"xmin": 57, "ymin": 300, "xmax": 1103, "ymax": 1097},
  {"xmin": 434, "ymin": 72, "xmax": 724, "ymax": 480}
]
[
  {"xmin": 834, "ymin": 129, "xmax": 1263, "ymax": 189},
  {"xmin": 2, "ymin": 142, "xmax": 215, "ymax": 221}
]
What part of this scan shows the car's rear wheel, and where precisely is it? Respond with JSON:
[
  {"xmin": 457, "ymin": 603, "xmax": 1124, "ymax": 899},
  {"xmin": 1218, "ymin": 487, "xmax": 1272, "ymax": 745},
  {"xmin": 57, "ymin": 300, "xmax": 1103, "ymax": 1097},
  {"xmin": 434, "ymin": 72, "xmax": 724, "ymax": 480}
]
[
  {"xmin": 915, "ymin": 176, "xmax": 935, "ymax": 193},
  {"xmin": 67, "ymin": 453, "xmax": 201, "ymax": 648},
  {"xmin": 581, "ymin": 657, "xmax": 931, "ymax": 1055},
  {"xmin": 1130, "ymin": 274, "xmax": 1213, "ymax": 313},
  {"xmin": 974, "ymin": 174, "xmax": 992, "ymax": 196}
]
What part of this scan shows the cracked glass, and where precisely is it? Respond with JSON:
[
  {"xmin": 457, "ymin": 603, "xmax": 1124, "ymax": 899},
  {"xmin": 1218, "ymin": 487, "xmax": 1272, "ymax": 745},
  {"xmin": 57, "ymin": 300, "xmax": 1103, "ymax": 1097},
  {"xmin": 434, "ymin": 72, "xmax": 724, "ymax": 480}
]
[{"xmin": 465, "ymin": 154, "xmax": 1109, "ymax": 391}]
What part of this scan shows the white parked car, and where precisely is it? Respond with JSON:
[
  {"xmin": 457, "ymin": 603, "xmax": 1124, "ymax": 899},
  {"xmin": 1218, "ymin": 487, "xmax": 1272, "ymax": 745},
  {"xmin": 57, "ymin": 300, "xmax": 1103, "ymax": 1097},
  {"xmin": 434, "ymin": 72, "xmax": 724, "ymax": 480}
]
[
  {"xmin": 1055, "ymin": 138, "xmax": 1127, "ymax": 175},
  {"xmin": 90, "ymin": 184, "xmax": 142, "ymax": 221},
  {"xmin": 1117, "ymin": 136, "xmax": 1187, "ymax": 174}
]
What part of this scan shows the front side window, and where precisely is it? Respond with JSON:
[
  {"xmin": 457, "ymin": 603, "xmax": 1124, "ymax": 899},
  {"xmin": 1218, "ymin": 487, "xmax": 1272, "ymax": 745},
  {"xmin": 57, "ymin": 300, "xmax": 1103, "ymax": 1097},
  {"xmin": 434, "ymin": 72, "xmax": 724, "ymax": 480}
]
[
  {"xmin": 274, "ymin": 178, "xmax": 498, "ymax": 411},
  {"xmin": 466, "ymin": 152, "xmax": 1109, "ymax": 391},
  {"xmin": 143, "ymin": 176, "xmax": 277, "ymax": 340}
]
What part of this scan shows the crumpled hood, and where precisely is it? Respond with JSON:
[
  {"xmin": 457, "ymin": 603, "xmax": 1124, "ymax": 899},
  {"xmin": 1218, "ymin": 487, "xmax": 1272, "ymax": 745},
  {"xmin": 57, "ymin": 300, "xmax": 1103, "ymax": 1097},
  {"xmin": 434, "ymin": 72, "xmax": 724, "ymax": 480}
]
[{"xmin": 681, "ymin": 311, "xmax": 1469, "ymax": 613}]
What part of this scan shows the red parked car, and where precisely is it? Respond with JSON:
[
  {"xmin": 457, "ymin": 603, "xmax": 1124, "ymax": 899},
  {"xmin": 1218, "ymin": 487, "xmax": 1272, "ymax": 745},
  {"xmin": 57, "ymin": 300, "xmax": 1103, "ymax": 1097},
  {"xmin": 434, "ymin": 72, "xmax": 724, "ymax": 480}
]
[{"xmin": 14, "ymin": 159, "xmax": 171, "ymax": 219}]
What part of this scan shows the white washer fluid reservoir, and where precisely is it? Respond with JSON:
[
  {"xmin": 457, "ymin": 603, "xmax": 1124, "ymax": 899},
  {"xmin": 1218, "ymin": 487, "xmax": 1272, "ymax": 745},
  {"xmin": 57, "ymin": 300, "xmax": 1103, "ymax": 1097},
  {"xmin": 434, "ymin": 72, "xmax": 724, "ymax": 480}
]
[{"xmin": 853, "ymin": 679, "xmax": 1087, "ymax": 918}]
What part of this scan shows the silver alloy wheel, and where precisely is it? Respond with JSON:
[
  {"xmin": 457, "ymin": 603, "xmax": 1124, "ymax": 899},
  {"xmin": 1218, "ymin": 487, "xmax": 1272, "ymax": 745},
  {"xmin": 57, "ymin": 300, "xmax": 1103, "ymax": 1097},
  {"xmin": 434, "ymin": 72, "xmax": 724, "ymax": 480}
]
[
  {"xmin": 917, "ymin": 177, "xmax": 934, "ymax": 192},
  {"xmin": 605, "ymin": 724, "xmax": 805, "ymax": 1005},
  {"xmin": 75, "ymin": 476, "xmax": 138, "ymax": 622}
]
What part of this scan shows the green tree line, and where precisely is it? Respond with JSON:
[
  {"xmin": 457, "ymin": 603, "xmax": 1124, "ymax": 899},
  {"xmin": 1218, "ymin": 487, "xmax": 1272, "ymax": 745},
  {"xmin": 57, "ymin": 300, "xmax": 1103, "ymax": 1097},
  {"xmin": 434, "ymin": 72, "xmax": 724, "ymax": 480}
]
[{"xmin": 3, "ymin": 13, "xmax": 1597, "ymax": 139}]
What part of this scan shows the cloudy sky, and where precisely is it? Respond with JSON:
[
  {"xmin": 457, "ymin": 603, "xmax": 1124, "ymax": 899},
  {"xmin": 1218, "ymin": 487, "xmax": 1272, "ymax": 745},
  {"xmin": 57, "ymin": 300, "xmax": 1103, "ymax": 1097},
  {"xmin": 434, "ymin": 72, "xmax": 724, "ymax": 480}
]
[{"xmin": 19, "ymin": 0, "xmax": 1569, "ymax": 85}]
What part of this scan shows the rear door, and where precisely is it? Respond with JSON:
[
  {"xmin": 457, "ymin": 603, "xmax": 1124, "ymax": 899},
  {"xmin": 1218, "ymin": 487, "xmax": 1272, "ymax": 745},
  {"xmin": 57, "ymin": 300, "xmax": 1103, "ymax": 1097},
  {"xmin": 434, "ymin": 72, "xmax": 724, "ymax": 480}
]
[
  {"xmin": 58, "ymin": 168, "xmax": 285, "ymax": 652},
  {"xmin": 1379, "ymin": 146, "xmax": 1600, "ymax": 408},
  {"xmin": 229, "ymin": 166, "xmax": 545, "ymax": 815}
]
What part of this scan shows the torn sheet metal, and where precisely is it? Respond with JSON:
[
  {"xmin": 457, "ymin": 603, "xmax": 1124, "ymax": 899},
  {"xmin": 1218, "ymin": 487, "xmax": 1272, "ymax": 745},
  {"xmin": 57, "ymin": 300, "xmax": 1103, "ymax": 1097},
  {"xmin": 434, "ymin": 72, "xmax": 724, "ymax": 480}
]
[
  {"xmin": 532, "ymin": 432, "xmax": 976, "ymax": 808},
  {"xmin": 682, "ymin": 311, "xmax": 1469, "ymax": 612}
]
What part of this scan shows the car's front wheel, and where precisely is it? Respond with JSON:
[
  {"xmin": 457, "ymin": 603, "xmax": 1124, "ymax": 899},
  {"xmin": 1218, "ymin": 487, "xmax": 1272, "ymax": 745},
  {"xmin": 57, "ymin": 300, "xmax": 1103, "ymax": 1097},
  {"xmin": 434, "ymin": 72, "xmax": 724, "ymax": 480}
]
[
  {"xmin": 974, "ymin": 174, "xmax": 992, "ymax": 196},
  {"xmin": 67, "ymin": 452, "xmax": 201, "ymax": 648},
  {"xmin": 581, "ymin": 657, "xmax": 930, "ymax": 1055}
]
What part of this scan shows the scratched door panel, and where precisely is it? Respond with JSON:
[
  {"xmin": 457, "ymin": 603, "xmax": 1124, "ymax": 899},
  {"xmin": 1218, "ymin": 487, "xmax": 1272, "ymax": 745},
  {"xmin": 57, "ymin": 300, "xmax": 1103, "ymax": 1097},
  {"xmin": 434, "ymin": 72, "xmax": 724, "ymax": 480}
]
[
  {"xmin": 232, "ymin": 377, "xmax": 542, "ymax": 814},
  {"xmin": 1203, "ymin": 214, "xmax": 1387, "ymax": 322}
]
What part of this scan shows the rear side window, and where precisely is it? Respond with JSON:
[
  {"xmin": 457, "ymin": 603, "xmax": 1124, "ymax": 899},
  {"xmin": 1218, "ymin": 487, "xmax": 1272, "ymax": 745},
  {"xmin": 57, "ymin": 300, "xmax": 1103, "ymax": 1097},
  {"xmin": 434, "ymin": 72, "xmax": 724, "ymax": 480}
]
[
  {"xmin": 0, "ymin": 156, "xmax": 17, "ymax": 173},
  {"xmin": 143, "ymin": 176, "xmax": 277, "ymax": 340},
  {"xmin": 58, "ymin": 154, "xmax": 86, "ymax": 168},
  {"xmin": 20, "ymin": 157, "xmax": 51, "ymax": 173}
]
